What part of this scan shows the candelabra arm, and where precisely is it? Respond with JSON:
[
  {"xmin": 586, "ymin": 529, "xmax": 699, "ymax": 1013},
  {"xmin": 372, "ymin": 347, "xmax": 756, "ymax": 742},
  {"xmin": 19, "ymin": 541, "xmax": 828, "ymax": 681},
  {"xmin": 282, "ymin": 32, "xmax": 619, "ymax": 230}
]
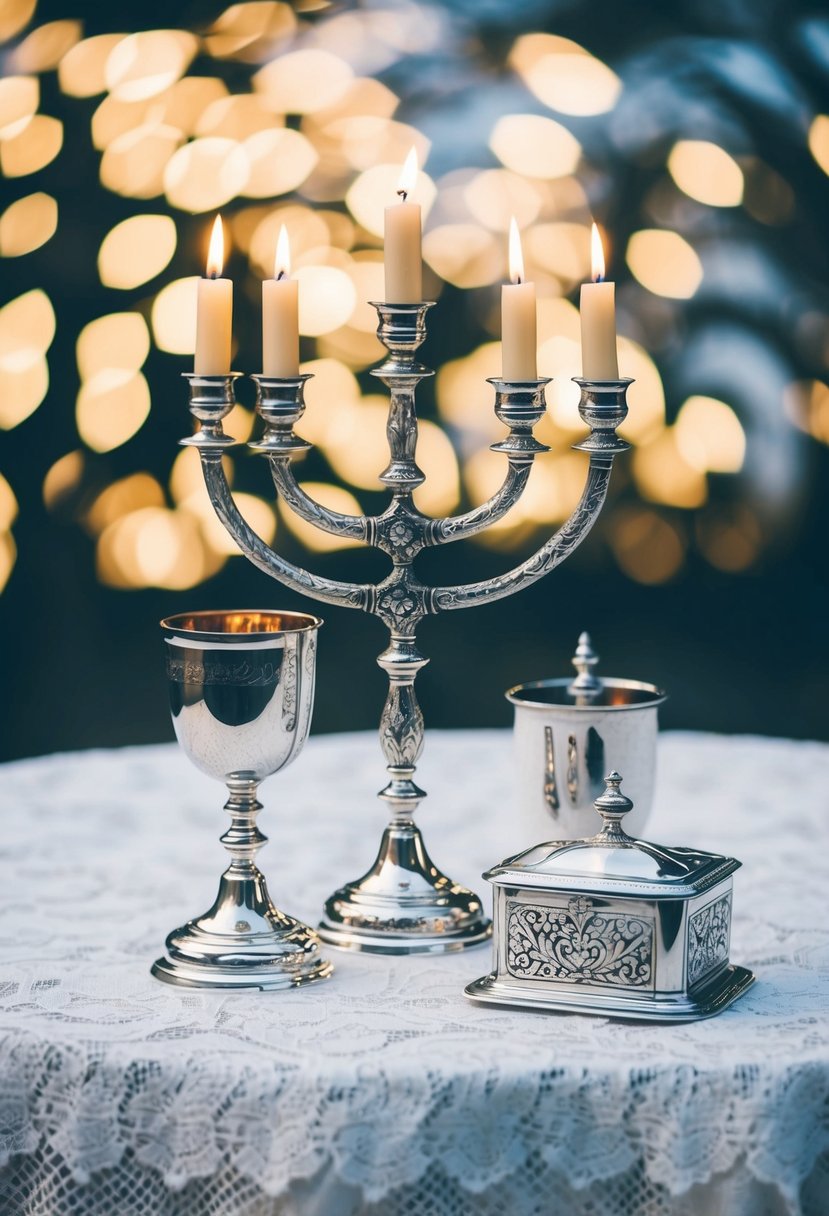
[
  {"xmin": 430, "ymin": 378, "xmax": 633, "ymax": 612},
  {"xmin": 199, "ymin": 454, "xmax": 371, "ymax": 611},
  {"xmin": 431, "ymin": 457, "xmax": 611, "ymax": 610},
  {"xmin": 428, "ymin": 377, "xmax": 551, "ymax": 545},
  {"xmin": 248, "ymin": 373, "xmax": 370, "ymax": 542},
  {"xmin": 428, "ymin": 460, "xmax": 531, "ymax": 545},
  {"xmin": 268, "ymin": 458, "xmax": 370, "ymax": 543}
]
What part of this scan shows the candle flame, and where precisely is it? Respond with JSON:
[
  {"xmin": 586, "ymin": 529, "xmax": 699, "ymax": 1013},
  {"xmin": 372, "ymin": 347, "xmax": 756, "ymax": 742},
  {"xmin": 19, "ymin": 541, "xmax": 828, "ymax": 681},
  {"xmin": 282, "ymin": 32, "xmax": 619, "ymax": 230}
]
[
  {"xmin": 206, "ymin": 214, "xmax": 224, "ymax": 279},
  {"xmin": 591, "ymin": 221, "xmax": 606, "ymax": 283},
  {"xmin": 397, "ymin": 146, "xmax": 418, "ymax": 201},
  {"xmin": 508, "ymin": 216, "xmax": 525, "ymax": 285},
  {"xmin": 274, "ymin": 223, "xmax": 291, "ymax": 280}
]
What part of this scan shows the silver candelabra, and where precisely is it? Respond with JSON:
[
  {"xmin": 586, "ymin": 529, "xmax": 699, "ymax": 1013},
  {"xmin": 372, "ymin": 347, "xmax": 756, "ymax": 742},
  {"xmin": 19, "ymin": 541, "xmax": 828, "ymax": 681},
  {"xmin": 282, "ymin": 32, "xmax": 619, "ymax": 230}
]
[{"xmin": 182, "ymin": 301, "xmax": 631, "ymax": 954}]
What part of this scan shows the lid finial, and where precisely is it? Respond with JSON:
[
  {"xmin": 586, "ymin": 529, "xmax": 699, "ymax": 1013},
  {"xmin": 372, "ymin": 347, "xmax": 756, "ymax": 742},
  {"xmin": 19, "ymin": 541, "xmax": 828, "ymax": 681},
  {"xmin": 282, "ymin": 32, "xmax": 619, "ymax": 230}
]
[
  {"xmin": 594, "ymin": 771, "xmax": 634, "ymax": 839},
  {"xmin": 569, "ymin": 630, "xmax": 602, "ymax": 697}
]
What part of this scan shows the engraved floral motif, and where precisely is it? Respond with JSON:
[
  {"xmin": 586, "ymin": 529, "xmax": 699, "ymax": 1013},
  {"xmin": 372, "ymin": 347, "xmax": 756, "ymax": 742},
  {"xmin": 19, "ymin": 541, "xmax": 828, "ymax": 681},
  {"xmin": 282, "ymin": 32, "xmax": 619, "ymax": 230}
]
[
  {"xmin": 380, "ymin": 684, "xmax": 424, "ymax": 769},
  {"xmin": 687, "ymin": 892, "xmax": 732, "ymax": 986},
  {"xmin": 387, "ymin": 521, "xmax": 418, "ymax": 558},
  {"xmin": 377, "ymin": 586, "xmax": 417, "ymax": 621},
  {"xmin": 507, "ymin": 897, "xmax": 653, "ymax": 988}
]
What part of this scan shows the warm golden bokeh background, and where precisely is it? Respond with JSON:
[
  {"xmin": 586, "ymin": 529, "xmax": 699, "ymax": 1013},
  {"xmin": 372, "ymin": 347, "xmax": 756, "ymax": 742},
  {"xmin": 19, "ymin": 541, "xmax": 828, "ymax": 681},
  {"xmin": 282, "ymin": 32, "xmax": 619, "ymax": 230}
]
[{"xmin": 1, "ymin": 0, "xmax": 827, "ymax": 757}]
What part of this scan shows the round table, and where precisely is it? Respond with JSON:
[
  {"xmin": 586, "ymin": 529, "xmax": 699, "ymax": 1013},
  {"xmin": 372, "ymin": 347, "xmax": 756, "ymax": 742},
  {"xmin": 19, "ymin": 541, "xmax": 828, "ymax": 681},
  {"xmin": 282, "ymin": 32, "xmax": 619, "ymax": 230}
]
[{"xmin": 0, "ymin": 731, "xmax": 827, "ymax": 1216}]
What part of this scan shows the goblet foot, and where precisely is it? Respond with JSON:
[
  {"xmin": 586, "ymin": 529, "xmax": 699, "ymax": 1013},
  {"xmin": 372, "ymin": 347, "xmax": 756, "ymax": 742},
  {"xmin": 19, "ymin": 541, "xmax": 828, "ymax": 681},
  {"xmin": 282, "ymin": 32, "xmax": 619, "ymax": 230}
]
[
  {"xmin": 318, "ymin": 824, "xmax": 492, "ymax": 954},
  {"xmin": 152, "ymin": 866, "xmax": 333, "ymax": 990}
]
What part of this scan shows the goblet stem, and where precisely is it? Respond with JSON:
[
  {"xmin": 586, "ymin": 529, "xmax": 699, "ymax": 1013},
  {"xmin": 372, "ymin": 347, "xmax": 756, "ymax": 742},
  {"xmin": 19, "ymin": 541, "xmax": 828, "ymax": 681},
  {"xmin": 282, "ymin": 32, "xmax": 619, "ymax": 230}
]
[{"xmin": 219, "ymin": 775, "xmax": 267, "ymax": 870}]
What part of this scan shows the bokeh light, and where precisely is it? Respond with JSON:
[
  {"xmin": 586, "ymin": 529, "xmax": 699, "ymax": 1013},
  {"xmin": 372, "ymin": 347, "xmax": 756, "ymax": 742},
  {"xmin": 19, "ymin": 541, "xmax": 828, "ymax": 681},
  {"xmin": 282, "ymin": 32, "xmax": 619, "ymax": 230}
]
[
  {"xmin": 0, "ymin": 113, "xmax": 62, "ymax": 176},
  {"xmin": 610, "ymin": 508, "xmax": 686, "ymax": 585},
  {"xmin": 807, "ymin": 115, "xmax": 829, "ymax": 177},
  {"xmin": 205, "ymin": 2, "xmax": 296, "ymax": 61},
  {"xmin": 632, "ymin": 429, "xmax": 708, "ymax": 509},
  {"xmin": 667, "ymin": 141, "xmax": 743, "ymax": 207},
  {"xmin": 104, "ymin": 30, "xmax": 197, "ymax": 103},
  {"xmin": 11, "ymin": 18, "xmax": 80, "ymax": 71},
  {"xmin": 100, "ymin": 122, "xmax": 183, "ymax": 199},
  {"xmin": 58, "ymin": 34, "xmax": 126, "ymax": 98},
  {"xmin": 98, "ymin": 215, "xmax": 177, "ymax": 288},
  {"xmin": 0, "ymin": 288, "xmax": 54, "ymax": 429},
  {"xmin": 295, "ymin": 265, "xmax": 357, "ymax": 336},
  {"xmin": 76, "ymin": 312, "xmax": 150, "ymax": 379},
  {"xmin": 43, "ymin": 450, "xmax": 84, "ymax": 510},
  {"xmin": 675, "ymin": 396, "xmax": 746, "ymax": 473},
  {"xmin": 510, "ymin": 34, "xmax": 621, "ymax": 117},
  {"xmin": 490, "ymin": 114, "xmax": 581, "ymax": 180},
  {"xmin": 0, "ymin": 0, "xmax": 823, "ymax": 623},
  {"xmin": 151, "ymin": 277, "xmax": 198, "ymax": 354},
  {"xmin": 0, "ymin": 192, "xmax": 57, "ymax": 256},
  {"xmin": 0, "ymin": 75, "xmax": 38, "ymax": 136},
  {"xmin": 0, "ymin": 0, "xmax": 37, "ymax": 44},
  {"xmin": 254, "ymin": 48, "xmax": 353, "ymax": 114},
  {"xmin": 626, "ymin": 229, "xmax": 703, "ymax": 299},
  {"xmin": 163, "ymin": 137, "xmax": 250, "ymax": 212},
  {"xmin": 76, "ymin": 369, "xmax": 151, "ymax": 453},
  {"xmin": 785, "ymin": 379, "xmax": 829, "ymax": 445}
]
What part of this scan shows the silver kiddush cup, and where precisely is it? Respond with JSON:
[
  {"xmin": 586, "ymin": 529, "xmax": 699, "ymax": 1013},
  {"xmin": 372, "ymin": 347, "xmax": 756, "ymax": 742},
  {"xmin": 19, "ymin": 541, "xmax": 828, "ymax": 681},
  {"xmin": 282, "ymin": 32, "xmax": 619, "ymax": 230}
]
[
  {"xmin": 507, "ymin": 633, "xmax": 666, "ymax": 846},
  {"xmin": 151, "ymin": 609, "xmax": 333, "ymax": 990}
]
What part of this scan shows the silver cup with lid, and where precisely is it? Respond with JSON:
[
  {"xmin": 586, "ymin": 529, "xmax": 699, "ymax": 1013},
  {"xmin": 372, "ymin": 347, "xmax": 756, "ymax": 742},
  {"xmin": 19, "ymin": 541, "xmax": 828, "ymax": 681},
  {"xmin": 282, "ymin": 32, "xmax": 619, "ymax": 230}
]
[{"xmin": 507, "ymin": 632, "xmax": 666, "ymax": 846}]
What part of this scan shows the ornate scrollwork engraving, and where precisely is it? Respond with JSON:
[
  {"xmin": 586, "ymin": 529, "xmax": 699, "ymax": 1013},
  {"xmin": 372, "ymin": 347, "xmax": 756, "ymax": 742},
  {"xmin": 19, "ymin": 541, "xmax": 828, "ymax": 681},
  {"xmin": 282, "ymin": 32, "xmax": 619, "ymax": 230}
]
[
  {"xmin": 303, "ymin": 633, "xmax": 316, "ymax": 676},
  {"xmin": 166, "ymin": 656, "xmax": 278, "ymax": 687},
  {"xmin": 281, "ymin": 649, "xmax": 297, "ymax": 731},
  {"xmin": 507, "ymin": 896, "xmax": 654, "ymax": 988},
  {"xmin": 688, "ymin": 892, "xmax": 732, "ymax": 986}
]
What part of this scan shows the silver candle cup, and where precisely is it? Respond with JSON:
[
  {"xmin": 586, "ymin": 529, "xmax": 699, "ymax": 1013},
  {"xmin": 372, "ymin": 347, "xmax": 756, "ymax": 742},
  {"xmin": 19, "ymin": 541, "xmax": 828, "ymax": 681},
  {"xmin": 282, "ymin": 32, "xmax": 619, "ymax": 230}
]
[
  {"xmin": 507, "ymin": 633, "xmax": 666, "ymax": 846},
  {"xmin": 151, "ymin": 609, "xmax": 333, "ymax": 991}
]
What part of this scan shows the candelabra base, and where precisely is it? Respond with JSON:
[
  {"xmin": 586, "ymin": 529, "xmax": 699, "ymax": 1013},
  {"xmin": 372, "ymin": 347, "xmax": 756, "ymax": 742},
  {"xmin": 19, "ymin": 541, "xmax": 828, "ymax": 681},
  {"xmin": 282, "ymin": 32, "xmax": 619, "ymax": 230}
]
[
  {"xmin": 151, "ymin": 867, "xmax": 334, "ymax": 990},
  {"xmin": 317, "ymin": 824, "xmax": 492, "ymax": 954}
]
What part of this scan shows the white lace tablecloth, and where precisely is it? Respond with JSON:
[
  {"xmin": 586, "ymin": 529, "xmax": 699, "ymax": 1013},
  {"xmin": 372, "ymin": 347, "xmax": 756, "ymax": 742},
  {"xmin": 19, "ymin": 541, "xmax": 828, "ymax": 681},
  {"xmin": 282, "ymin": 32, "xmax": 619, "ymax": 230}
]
[{"xmin": 0, "ymin": 730, "xmax": 827, "ymax": 1216}]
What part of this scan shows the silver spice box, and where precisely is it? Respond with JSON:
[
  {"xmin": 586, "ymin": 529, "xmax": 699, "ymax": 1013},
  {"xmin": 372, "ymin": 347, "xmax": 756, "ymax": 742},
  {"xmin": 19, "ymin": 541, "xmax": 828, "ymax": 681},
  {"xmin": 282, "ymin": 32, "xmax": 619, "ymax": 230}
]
[{"xmin": 466, "ymin": 772, "xmax": 754, "ymax": 1022}]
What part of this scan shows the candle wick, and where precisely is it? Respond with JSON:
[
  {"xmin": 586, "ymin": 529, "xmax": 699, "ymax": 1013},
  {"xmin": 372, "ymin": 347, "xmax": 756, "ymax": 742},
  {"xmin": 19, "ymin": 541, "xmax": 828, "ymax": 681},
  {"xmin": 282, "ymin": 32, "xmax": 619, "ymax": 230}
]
[
  {"xmin": 276, "ymin": 270, "xmax": 286, "ymax": 281},
  {"xmin": 396, "ymin": 188, "xmax": 408, "ymax": 202}
]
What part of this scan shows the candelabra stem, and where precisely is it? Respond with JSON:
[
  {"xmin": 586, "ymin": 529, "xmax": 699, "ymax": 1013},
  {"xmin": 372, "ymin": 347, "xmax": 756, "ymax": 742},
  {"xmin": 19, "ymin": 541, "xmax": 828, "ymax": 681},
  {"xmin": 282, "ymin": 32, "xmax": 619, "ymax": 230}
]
[
  {"xmin": 316, "ymin": 304, "xmax": 491, "ymax": 952},
  {"xmin": 377, "ymin": 635, "xmax": 427, "ymax": 819}
]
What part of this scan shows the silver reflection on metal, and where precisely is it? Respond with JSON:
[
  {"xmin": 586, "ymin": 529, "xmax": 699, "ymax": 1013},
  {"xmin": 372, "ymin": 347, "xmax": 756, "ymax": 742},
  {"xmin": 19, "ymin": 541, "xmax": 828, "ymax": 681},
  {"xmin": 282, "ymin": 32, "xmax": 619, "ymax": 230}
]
[
  {"xmin": 466, "ymin": 771, "xmax": 755, "ymax": 1021},
  {"xmin": 152, "ymin": 610, "xmax": 333, "ymax": 990},
  {"xmin": 181, "ymin": 304, "xmax": 632, "ymax": 954},
  {"xmin": 568, "ymin": 630, "xmax": 602, "ymax": 698},
  {"xmin": 509, "ymin": 631, "xmax": 667, "ymax": 842}
]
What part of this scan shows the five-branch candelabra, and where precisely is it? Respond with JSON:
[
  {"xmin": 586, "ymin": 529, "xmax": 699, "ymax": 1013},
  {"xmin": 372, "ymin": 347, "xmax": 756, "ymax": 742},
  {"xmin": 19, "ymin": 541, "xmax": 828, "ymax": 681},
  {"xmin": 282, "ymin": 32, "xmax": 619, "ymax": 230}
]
[{"xmin": 182, "ymin": 301, "xmax": 631, "ymax": 954}]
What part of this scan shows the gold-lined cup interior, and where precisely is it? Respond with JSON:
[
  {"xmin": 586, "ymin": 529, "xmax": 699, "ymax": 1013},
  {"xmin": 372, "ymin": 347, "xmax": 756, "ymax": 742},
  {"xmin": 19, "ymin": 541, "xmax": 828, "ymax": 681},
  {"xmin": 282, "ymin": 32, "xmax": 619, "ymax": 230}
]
[{"xmin": 162, "ymin": 610, "xmax": 319, "ymax": 636}]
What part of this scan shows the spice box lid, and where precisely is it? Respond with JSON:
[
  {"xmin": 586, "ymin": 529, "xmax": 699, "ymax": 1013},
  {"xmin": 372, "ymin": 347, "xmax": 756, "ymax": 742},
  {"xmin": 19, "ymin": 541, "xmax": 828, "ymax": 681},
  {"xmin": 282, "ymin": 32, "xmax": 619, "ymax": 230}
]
[{"xmin": 486, "ymin": 773, "xmax": 740, "ymax": 901}]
